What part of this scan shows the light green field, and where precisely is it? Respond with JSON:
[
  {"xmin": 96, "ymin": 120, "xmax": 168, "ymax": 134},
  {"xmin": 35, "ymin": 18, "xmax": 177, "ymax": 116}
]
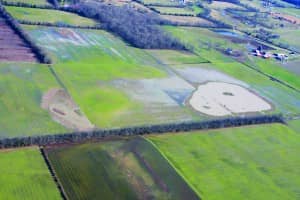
[
  {"xmin": 273, "ymin": 29, "xmax": 300, "ymax": 52},
  {"xmin": 147, "ymin": 49, "xmax": 208, "ymax": 64},
  {"xmin": 5, "ymin": 6, "xmax": 97, "ymax": 26},
  {"xmin": 164, "ymin": 26, "xmax": 300, "ymax": 115},
  {"xmin": 0, "ymin": 147, "xmax": 61, "ymax": 200},
  {"xmin": 148, "ymin": 123, "xmax": 300, "ymax": 200},
  {"xmin": 0, "ymin": 63, "xmax": 67, "ymax": 138},
  {"xmin": 151, "ymin": 6, "xmax": 202, "ymax": 16},
  {"xmin": 3, "ymin": 0, "xmax": 50, "ymax": 5},
  {"xmin": 47, "ymin": 137, "xmax": 199, "ymax": 200},
  {"xmin": 288, "ymin": 119, "xmax": 300, "ymax": 133},
  {"xmin": 142, "ymin": 0, "xmax": 182, "ymax": 6}
]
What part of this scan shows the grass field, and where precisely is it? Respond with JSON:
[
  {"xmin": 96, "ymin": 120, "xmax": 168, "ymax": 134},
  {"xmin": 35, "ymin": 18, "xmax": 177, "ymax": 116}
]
[
  {"xmin": 46, "ymin": 137, "xmax": 199, "ymax": 200},
  {"xmin": 5, "ymin": 6, "xmax": 97, "ymax": 26},
  {"xmin": 151, "ymin": 6, "xmax": 203, "ymax": 16},
  {"xmin": 148, "ymin": 123, "xmax": 300, "ymax": 200},
  {"xmin": 24, "ymin": 25, "xmax": 202, "ymax": 128},
  {"xmin": 3, "ymin": 0, "xmax": 50, "ymax": 5},
  {"xmin": 288, "ymin": 119, "xmax": 300, "ymax": 133},
  {"xmin": 0, "ymin": 147, "xmax": 61, "ymax": 200},
  {"xmin": 0, "ymin": 63, "xmax": 67, "ymax": 138},
  {"xmin": 164, "ymin": 26, "xmax": 300, "ymax": 115},
  {"xmin": 147, "ymin": 49, "xmax": 208, "ymax": 65}
]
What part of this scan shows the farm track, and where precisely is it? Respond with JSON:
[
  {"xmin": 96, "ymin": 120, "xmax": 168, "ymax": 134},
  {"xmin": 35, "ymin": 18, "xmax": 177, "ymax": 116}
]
[{"xmin": 0, "ymin": 17, "xmax": 37, "ymax": 62}]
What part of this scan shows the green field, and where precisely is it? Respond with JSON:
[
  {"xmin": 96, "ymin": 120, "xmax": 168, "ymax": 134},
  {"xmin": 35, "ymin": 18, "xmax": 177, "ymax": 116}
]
[
  {"xmin": 0, "ymin": 63, "xmax": 67, "ymax": 138},
  {"xmin": 148, "ymin": 123, "xmax": 300, "ymax": 200},
  {"xmin": 5, "ymin": 6, "xmax": 97, "ymax": 26},
  {"xmin": 164, "ymin": 26, "xmax": 300, "ymax": 115},
  {"xmin": 0, "ymin": 147, "xmax": 61, "ymax": 200},
  {"xmin": 3, "ymin": 0, "xmax": 50, "ymax": 5},
  {"xmin": 147, "ymin": 49, "xmax": 208, "ymax": 64},
  {"xmin": 46, "ymin": 137, "xmax": 199, "ymax": 200},
  {"xmin": 288, "ymin": 119, "xmax": 300, "ymax": 133},
  {"xmin": 151, "ymin": 6, "xmax": 203, "ymax": 16},
  {"xmin": 24, "ymin": 25, "xmax": 201, "ymax": 128}
]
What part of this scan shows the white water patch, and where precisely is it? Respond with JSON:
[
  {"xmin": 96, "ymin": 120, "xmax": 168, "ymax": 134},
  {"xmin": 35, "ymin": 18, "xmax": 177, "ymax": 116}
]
[
  {"xmin": 189, "ymin": 82, "xmax": 272, "ymax": 116},
  {"xmin": 176, "ymin": 67, "xmax": 248, "ymax": 87}
]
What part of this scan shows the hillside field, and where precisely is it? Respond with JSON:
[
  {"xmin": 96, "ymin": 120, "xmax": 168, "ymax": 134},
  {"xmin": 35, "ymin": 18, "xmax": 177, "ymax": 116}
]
[
  {"xmin": 46, "ymin": 137, "xmax": 199, "ymax": 200},
  {"xmin": 0, "ymin": 147, "xmax": 61, "ymax": 200},
  {"xmin": 5, "ymin": 6, "xmax": 97, "ymax": 26},
  {"xmin": 3, "ymin": 0, "xmax": 50, "ymax": 5},
  {"xmin": 148, "ymin": 123, "xmax": 300, "ymax": 200}
]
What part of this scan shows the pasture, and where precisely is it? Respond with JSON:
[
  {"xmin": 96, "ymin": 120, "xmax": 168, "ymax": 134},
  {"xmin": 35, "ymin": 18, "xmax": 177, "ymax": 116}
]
[
  {"xmin": 148, "ymin": 123, "xmax": 300, "ymax": 200},
  {"xmin": 5, "ymin": 6, "xmax": 97, "ymax": 26},
  {"xmin": 0, "ymin": 63, "xmax": 67, "ymax": 138},
  {"xmin": 2, "ymin": 0, "xmax": 50, "ymax": 5},
  {"xmin": 0, "ymin": 147, "xmax": 61, "ymax": 200},
  {"xmin": 151, "ymin": 6, "xmax": 203, "ymax": 16},
  {"xmin": 288, "ymin": 119, "xmax": 300, "ymax": 133},
  {"xmin": 24, "ymin": 26, "xmax": 204, "ymax": 128},
  {"xmin": 160, "ymin": 15, "xmax": 215, "ymax": 26},
  {"xmin": 46, "ymin": 137, "xmax": 199, "ymax": 200}
]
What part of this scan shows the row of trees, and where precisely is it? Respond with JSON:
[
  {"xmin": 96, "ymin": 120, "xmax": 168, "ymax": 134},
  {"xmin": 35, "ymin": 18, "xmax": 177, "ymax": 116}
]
[
  {"xmin": 18, "ymin": 20, "xmax": 102, "ymax": 30},
  {"xmin": 63, "ymin": 2, "xmax": 186, "ymax": 50},
  {"xmin": 0, "ymin": 114, "xmax": 284, "ymax": 148},
  {"xmin": 0, "ymin": 4, "xmax": 51, "ymax": 63}
]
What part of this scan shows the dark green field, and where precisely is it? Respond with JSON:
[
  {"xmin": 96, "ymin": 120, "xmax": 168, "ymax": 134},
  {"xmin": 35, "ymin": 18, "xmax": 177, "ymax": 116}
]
[{"xmin": 46, "ymin": 137, "xmax": 199, "ymax": 200}]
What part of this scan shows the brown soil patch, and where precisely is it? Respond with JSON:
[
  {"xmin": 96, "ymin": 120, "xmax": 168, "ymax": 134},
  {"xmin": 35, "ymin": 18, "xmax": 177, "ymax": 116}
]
[
  {"xmin": 41, "ymin": 88, "xmax": 95, "ymax": 131},
  {"xmin": 0, "ymin": 17, "xmax": 37, "ymax": 62}
]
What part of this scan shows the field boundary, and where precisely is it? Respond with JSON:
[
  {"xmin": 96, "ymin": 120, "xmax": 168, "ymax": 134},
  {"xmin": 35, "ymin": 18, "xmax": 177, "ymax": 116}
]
[
  {"xmin": 40, "ymin": 147, "xmax": 68, "ymax": 200},
  {"xmin": 0, "ymin": 114, "xmax": 284, "ymax": 149},
  {"xmin": 19, "ymin": 20, "xmax": 102, "ymax": 30},
  {"xmin": 144, "ymin": 137, "xmax": 202, "ymax": 199}
]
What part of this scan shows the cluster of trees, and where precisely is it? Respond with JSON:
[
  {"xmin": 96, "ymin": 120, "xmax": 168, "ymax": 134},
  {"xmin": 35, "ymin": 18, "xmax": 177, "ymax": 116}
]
[
  {"xmin": 18, "ymin": 19, "xmax": 102, "ymax": 29},
  {"xmin": 63, "ymin": 2, "xmax": 186, "ymax": 49},
  {"xmin": 0, "ymin": 114, "xmax": 284, "ymax": 148},
  {"xmin": 0, "ymin": 4, "xmax": 51, "ymax": 63}
]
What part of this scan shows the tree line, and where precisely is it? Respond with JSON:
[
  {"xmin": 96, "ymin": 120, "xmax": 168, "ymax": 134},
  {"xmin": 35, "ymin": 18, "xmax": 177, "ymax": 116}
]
[
  {"xmin": 18, "ymin": 19, "xmax": 102, "ymax": 30},
  {"xmin": 0, "ymin": 114, "xmax": 284, "ymax": 148},
  {"xmin": 62, "ymin": 2, "xmax": 186, "ymax": 50},
  {"xmin": 0, "ymin": 4, "xmax": 52, "ymax": 64}
]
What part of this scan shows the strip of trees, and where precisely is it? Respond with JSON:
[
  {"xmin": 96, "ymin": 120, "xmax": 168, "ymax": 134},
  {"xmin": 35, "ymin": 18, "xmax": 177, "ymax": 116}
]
[
  {"xmin": 0, "ymin": 114, "xmax": 285, "ymax": 149},
  {"xmin": 63, "ymin": 2, "xmax": 186, "ymax": 50},
  {"xmin": 18, "ymin": 19, "xmax": 102, "ymax": 30},
  {"xmin": 0, "ymin": 3, "xmax": 51, "ymax": 63}
]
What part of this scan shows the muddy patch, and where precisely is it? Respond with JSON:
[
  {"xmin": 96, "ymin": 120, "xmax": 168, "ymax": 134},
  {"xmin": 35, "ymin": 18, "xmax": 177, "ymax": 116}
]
[
  {"xmin": 189, "ymin": 82, "xmax": 272, "ymax": 116},
  {"xmin": 42, "ymin": 88, "xmax": 94, "ymax": 131}
]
